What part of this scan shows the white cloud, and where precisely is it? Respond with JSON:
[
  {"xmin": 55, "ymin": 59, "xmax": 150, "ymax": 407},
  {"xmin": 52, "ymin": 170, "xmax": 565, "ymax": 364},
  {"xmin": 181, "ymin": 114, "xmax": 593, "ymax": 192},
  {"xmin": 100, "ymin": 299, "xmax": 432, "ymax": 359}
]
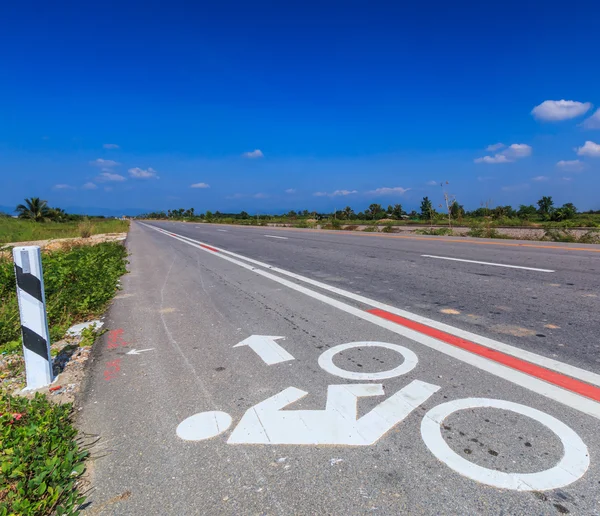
[
  {"xmin": 477, "ymin": 176, "xmax": 493, "ymax": 182},
  {"xmin": 91, "ymin": 158, "xmax": 119, "ymax": 167},
  {"xmin": 556, "ymin": 159, "xmax": 584, "ymax": 171},
  {"xmin": 285, "ymin": 188, "xmax": 296, "ymax": 194},
  {"xmin": 190, "ymin": 182, "xmax": 210, "ymax": 189},
  {"xmin": 474, "ymin": 143, "xmax": 531, "ymax": 164},
  {"xmin": 532, "ymin": 176, "xmax": 548, "ymax": 182},
  {"xmin": 313, "ymin": 189, "xmax": 358, "ymax": 197},
  {"xmin": 562, "ymin": 177, "xmax": 573, "ymax": 181},
  {"xmin": 97, "ymin": 172, "xmax": 126, "ymax": 182},
  {"xmin": 368, "ymin": 187, "xmax": 410, "ymax": 196},
  {"xmin": 242, "ymin": 149, "xmax": 264, "ymax": 159},
  {"xmin": 253, "ymin": 193, "xmax": 269, "ymax": 198},
  {"xmin": 576, "ymin": 140, "xmax": 600, "ymax": 157},
  {"xmin": 332, "ymin": 189, "xmax": 358, "ymax": 196},
  {"xmin": 129, "ymin": 167, "xmax": 159, "ymax": 179},
  {"xmin": 474, "ymin": 154, "xmax": 510, "ymax": 164},
  {"xmin": 426, "ymin": 180, "xmax": 438, "ymax": 186},
  {"xmin": 486, "ymin": 143, "xmax": 505, "ymax": 152},
  {"xmin": 82, "ymin": 182, "xmax": 98, "ymax": 190},
  {"xmin": 531, "ymin": 100, "xmax": 592, "ymax": 121},
  {"xmin": 504, "ymin": 143, "xmax": 532, "ymax": 158},
  {"xmin": 104, "ymin": 186, "xmax": 113, "ymax": 192},
  {"xmin": 103, "ymin": 143, "xmax": 120, "ymax": 149},
  {"xmin": 53, "ymin": 184, "xmax": 75, "ymax": 190},
  {"xmin": 582, "ymin": 108, "xmax": 600, "ymax": 129}
]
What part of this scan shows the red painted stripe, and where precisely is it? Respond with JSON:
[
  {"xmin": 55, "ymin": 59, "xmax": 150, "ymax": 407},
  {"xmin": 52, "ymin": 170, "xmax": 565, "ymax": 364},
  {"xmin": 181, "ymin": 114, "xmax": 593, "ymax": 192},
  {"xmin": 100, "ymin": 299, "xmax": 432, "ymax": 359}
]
[
  {"xmin": 368, "ymin": 308, "xmax": 600, "ymax": 403},
  {"xmin": 200, "ymin": 244, "xmax": 219, "ymax": 252}
]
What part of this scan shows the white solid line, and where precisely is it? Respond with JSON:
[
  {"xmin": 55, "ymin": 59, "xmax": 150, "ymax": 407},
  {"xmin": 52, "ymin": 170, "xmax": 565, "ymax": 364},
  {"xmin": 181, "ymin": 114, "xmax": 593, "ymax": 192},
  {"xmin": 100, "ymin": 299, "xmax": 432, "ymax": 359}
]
[
  {"xmin": 264, "ymin": 235, "xmax": 288, "ymax": 240},
  {"xmin": 140, "ymin": 223, "xmax": 600, "ymax": 420},
  {"xmin": 217, "ymin": 229, "xmax": 228, "ymax": 232},
  {"xmin": 159, "ymin": 226, "xmax": 600, "ymax": 389},
  {"xmin": 421, "ymin": 254, "xmax": 555, "ymax": 273}
]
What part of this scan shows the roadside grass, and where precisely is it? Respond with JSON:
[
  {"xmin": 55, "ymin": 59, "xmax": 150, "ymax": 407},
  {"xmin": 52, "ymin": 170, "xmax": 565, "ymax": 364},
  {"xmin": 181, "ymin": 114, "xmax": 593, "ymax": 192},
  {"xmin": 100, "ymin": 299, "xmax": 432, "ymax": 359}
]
[
  {"xmin": 0, "ymin": 242, "xmax": 128, "ymax": 353},
  {"xmin": 0, "ymin": 219, "xmax": 129, "ymax": 245},
  {"xmin": 0, "ymin": 391, "xmax": 88, "ymax": 515}
]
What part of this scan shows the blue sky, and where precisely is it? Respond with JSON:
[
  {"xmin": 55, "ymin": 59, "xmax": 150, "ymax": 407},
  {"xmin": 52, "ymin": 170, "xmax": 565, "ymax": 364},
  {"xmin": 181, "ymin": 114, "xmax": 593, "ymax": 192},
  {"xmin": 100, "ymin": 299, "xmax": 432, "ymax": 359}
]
[{"xmin": 1, "ymin": 1, "xmax": 600, "ymax": 215}]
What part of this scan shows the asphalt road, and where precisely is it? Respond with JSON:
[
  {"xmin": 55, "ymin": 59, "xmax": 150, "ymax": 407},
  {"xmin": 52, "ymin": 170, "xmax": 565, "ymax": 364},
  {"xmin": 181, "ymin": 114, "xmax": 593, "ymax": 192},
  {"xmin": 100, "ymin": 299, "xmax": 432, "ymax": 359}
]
[{"xmin": 78, "ymin": 222, "xmax": 600, "ymax": 515}]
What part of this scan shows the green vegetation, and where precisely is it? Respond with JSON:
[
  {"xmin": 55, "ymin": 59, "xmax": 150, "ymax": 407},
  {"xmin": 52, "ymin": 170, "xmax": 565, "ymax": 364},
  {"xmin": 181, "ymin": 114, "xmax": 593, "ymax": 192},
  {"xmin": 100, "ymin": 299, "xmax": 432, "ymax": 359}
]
[
  {"xmin": 1, "ymin": 197, "xmax": 129, "ymax": 245},
  {"xmin": 1, "ymin": 242, "xmax": 128, "ymax": 352},
  {"xmin": 0, "ymin": 218, "xmax": 128, "ymax": 245},
  {"xmin": 139, "ymin": 196, "xmax": 600, "ymax": 230},
  {"xmin": 0, "ymin": 391, "xmax": 88, "ymax": 515},
  {"xmin": 414, "ymin": 227, "xmax": 454, "ymax": 236}
]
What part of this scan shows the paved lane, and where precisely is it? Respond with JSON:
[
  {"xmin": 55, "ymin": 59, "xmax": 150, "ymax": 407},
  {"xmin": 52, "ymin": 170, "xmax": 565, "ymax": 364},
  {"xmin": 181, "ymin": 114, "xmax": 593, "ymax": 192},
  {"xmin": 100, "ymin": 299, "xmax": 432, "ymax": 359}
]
[
  {"xmin": 148, "ymin": 221, "xmax": 600, "ymax": 375},
  {"xmin": 78, "ymin": 222, "xmax": 600, "ymax": 515}
]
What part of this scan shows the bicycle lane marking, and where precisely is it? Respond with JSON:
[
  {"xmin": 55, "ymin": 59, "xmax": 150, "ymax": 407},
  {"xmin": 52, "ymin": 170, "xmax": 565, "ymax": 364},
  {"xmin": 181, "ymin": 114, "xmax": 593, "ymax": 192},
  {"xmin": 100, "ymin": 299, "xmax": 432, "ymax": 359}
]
[
  {"xmin": 154, "ymin": 224, "xmax": 600, "ymax": 389},
  {"xmin": 140, "ymin": 223, "xmax": 600, "ymax": 420}
]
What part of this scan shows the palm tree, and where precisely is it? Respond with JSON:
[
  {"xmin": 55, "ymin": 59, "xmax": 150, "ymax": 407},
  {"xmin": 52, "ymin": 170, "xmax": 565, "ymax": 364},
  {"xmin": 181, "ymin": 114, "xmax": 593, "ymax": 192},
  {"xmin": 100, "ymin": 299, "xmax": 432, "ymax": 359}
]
[
  {"xmin": 16, "ymin": 197, "xmax": 50, "ymax": 222},
  {"xmin": 367, "ymin": 203, "xmax": 383, "ymax": 220},
  {"xmin": 343, "ymin": 206, "xmax": 354, "ymax": 220}
]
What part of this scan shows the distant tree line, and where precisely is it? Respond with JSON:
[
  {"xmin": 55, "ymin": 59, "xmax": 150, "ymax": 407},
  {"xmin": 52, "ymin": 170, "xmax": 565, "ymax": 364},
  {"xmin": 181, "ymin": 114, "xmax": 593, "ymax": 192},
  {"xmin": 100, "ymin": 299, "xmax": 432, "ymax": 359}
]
[{"xmin": 139, "ymin": 196, "xmax": 597, "ymax": 225}]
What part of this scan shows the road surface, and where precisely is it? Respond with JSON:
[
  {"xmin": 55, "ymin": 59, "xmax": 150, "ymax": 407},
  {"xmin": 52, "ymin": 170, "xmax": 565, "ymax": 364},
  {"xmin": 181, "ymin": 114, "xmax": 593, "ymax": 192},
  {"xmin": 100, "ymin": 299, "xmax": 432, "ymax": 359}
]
[{"xmin": 78, "ymin": 221, "xmax": 600, "ymax": 515}]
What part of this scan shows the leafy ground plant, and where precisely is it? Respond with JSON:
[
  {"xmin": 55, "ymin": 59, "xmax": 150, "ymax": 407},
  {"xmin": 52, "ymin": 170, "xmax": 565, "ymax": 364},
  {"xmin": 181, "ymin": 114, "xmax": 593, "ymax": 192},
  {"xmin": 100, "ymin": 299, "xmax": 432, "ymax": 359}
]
[
  {"xmin": 0, "ymin": 392, "xmax": 88, "ymax": 515},
  {"xmin": 0, "ymin": 242, "xmax": 128, "ymax": 352}
]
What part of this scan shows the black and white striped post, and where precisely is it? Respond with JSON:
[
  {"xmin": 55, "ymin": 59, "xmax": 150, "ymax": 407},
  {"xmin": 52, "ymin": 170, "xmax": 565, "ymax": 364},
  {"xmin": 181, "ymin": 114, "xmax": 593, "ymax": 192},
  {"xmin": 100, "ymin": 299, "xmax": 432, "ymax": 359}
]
[{"xmin": 12, "ymin": 246, "xmax": 54, "ymax": 389}]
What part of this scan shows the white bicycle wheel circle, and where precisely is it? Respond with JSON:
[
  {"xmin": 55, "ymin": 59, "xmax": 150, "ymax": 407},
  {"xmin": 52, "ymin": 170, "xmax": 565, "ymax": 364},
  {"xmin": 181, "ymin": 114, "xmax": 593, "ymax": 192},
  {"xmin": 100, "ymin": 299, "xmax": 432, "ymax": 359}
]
[
  {"xmin": 421, "ymin": 398, "xmax": 590, "ymax": 491},
  {"xmin": 318, "ymin": 341, "xmax": 418, "ymax": 380}
]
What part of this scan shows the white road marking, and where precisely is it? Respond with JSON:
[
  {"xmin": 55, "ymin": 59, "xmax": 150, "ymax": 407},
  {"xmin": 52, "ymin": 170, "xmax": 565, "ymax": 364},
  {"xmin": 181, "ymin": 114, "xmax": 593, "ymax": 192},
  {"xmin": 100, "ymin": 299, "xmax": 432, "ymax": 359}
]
[
  {"xmin": 217, "ymin": 229, "xmax": 228, "ymax": 232},
  {"xmin": 234, "ymin": 335, "xmax": 294, "ymax": 365},
  {"xmin": 264, "ymin": 235, "xmax": 288, "ymax": 240},
  {"xmin": 318, "ymin": 342, "xmax": 418, "ymax": 380},
  {"xmin": 169, "ymin": 227, "xmax": 600, "ymax": 388},
  {"xmin": 177, "ymin": 411, "xmax": 232, "ymax": 441},
  {"xmin": 141, "ymin": 224, "xmax": 600, "ymax": 420},
  {"xmin": 421, "ymin": 254, "xmax": 555, "ymax": 273},
  {"xmin": 421, "ymin": 398, "xmax": 590, "ymax": 491},
  {"xmin": 125, "ymin": 348, "xmax": 154, "ymax": 355},
  {"xmin": 227, "ymin": 381, "xmax": 440, "ymax": 445},
  {"xmin": 169, "ymin": 230, "xmax": 598, "ymax": 388}
]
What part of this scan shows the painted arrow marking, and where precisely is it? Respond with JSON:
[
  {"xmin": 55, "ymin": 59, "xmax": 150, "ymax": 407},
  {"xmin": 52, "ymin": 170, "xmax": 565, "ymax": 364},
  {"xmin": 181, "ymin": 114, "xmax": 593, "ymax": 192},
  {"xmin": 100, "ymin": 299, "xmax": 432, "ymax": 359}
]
[
  {"xmin": 227, "ymin": 380, "xmax": 440, "ymax": 445},
  {"xmin": 233, "ymin": 335, "xmax": 294, "ymax": 365},
  {"xmin": 126, "ymin": 348, "xmax": 155, "ymax": 355}
]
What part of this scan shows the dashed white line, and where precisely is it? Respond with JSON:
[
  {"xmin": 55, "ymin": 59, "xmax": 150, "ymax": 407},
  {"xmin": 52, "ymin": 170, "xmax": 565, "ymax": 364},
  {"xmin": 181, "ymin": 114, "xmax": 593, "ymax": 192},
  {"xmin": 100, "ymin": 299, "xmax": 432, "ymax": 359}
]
[
  {"xmin": 264, "ymin": 235, "xmax": 288, "ymax": 240},
  {"xmin": 421, "ymin": 255, "xmax": 555, "ymax": 273},
  {"xmin": 217, "ymin": 229, "xmax": 228, "ymax": 232}
]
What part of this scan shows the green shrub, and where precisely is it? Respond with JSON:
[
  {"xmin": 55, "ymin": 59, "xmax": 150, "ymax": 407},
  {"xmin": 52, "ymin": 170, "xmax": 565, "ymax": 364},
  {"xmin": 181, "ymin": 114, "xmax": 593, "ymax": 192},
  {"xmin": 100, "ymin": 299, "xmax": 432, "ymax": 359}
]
[
  {"xmin": 323, "ymin": 218, "xmax": 342, "ymax": 230},
  {"xmin": 414, "ymin": 227, "xmax": 454, "ymax": 236},
  {"xmin": 0, "ymin": 242, "xmax": 128, "ymax": 351},
  {"xmin": 342, "ymin": 225, "xmax": 359, "ymax": 231},
  {"xmin": 0, "ymin": 391, "xmax": 88, "ymax": 515},
  {"xmin": 362, "ymin": 226, "xmax": 378, "ymax": 232},
  {"xmin": 381, "ymin": 223, "xmax": 395, "ymax": 233},
  {"xmin": 542, "ymin": 228, "xmax": 577, "ymax": 243}
]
